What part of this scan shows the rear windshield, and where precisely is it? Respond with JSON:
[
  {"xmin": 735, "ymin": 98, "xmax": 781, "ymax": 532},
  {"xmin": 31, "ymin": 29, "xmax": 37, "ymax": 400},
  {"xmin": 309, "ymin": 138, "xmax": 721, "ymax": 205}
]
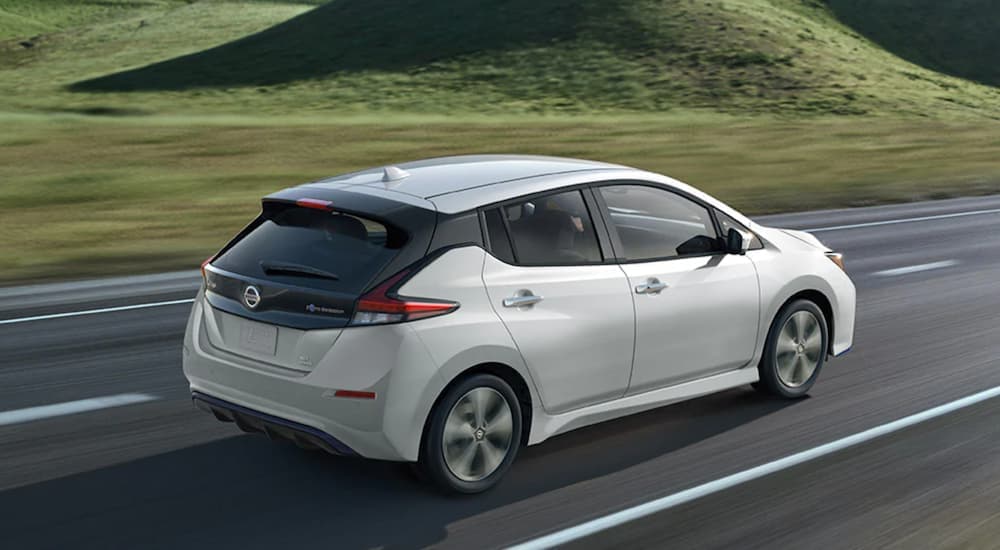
[{"xmin": 212, "ymin": 205, "xmax": 406, "ymax": 293}]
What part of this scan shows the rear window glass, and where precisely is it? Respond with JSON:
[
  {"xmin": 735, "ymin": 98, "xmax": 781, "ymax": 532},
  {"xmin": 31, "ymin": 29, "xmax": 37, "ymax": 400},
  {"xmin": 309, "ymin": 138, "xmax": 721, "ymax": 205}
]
[{"xmin": 212, "ymin": 206, "xmax": 405, "ymax": 292}]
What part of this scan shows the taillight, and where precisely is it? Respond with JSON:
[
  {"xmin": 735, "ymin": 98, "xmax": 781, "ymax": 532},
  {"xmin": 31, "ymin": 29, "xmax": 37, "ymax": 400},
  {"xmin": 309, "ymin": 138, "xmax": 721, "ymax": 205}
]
[{"xmin": 351, "ymin": 270, "xmax": 459, "ymax": 326}]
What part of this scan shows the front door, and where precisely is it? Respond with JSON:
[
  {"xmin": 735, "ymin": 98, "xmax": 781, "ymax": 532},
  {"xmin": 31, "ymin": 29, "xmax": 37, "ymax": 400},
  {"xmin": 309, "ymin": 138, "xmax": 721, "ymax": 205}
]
[{"xmin": 597, "ymin": 184, "xmax": 760, "ymax": 393}]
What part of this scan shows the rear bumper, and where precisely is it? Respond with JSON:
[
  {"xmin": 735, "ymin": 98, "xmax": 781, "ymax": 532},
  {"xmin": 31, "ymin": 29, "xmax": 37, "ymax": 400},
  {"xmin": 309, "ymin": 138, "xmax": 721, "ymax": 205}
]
[
  {"xmin": 192, "ymin": 391, "xmax": 357, "ymax": 456},
  {"xmin": 182, "ymin": 292, "xmax": 446, "ymax": 462}
]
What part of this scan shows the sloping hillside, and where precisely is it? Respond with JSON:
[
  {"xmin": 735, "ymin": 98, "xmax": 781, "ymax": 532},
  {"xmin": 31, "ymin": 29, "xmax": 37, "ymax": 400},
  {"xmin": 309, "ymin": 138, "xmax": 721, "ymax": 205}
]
[
  {"xmin": 828, "ymin": 0, "xmax": 1000, "ymax": 87},
  {"xmin": 0, "ymin": 0, "xmax": 180, "ymax": 39},
  {"xmin": 1, "ymin": 0, "xmax": 998, "ymax": 117},
  {"xmin": 67, "ymin": 0, "xmax": 1000, "ymax": 117}
]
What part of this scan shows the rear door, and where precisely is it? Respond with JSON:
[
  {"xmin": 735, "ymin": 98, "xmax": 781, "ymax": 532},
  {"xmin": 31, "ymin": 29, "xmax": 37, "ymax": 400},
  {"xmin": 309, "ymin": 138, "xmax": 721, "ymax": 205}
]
[
  {"xmin": 596, "ymin": 184, "xmax": 760, "ymax": 393},
  {"xmin": 481, "ymin": 189, "xmax": 635, "ymax": 414},
  {"xmin": 202, "ymin": 194, "xmax": 433, "ymax": 372}
]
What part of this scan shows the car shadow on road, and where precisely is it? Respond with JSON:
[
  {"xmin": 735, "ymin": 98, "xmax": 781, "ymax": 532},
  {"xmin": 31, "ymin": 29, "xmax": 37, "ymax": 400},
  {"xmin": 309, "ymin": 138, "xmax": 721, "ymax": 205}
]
[{"xmin": 1, "ymin": 388, "xmax": 800, "ymax": 550}]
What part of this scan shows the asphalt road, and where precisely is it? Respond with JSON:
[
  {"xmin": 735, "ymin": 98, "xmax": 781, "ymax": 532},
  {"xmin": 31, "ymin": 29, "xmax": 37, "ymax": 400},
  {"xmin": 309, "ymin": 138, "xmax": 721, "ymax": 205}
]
[{"xmin": 2, "ymin": 195, "xmax": 1000, "ymax": 549}]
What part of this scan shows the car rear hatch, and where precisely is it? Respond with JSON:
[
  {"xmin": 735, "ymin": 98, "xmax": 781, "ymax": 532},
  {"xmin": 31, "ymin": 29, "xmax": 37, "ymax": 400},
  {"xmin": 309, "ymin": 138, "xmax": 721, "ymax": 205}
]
[{"xmin": 201, "ymin": 187, "xmax": 436, "ymax": 372}]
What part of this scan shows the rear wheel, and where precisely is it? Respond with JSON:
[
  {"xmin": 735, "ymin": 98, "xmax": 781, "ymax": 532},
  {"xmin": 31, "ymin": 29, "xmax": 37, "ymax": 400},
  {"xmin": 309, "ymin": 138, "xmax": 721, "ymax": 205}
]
[
  {"xmin": 756, "ymin": 299, "xmax": 828, "ymax": 398},
  {"xmin": 418, "ymin": 374, "xmax": 522, "ymax": 494}
]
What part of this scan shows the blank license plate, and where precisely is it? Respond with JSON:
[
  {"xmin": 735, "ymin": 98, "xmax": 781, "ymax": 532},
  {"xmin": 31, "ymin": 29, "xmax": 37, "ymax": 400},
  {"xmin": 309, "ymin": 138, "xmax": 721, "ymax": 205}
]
[{"xmin": 239, "ymin": 320, "xmax": 277, "ymax": 356}]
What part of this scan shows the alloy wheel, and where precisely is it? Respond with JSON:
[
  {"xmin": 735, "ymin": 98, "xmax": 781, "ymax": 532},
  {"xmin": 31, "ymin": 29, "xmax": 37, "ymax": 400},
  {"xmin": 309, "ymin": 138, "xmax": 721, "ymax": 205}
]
[
  {"xmin": 775, "ymin": 310, "xmax": 823, "ymax": 387},
  {"xmin": 441, "ymin": 387, "xmax": 514, "ymax": 482}
]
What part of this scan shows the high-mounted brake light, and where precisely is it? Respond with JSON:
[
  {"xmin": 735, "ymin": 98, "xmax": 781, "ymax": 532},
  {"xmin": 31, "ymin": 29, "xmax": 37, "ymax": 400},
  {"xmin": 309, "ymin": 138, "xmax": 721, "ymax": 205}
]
[
  {"xmin": 351, "ymin": 270, "xmax": 459, "ymax": 326},
  {"xmin": 296, "ymin": 198, "xmax": 334, "ymax": 211}
]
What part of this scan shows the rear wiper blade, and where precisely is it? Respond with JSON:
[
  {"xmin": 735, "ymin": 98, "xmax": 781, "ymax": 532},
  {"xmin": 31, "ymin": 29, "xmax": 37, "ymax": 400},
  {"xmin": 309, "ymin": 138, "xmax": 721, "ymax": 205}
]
[{"xmin": 260, "ymin": 261, "xmax": 340, "ymax": 281}]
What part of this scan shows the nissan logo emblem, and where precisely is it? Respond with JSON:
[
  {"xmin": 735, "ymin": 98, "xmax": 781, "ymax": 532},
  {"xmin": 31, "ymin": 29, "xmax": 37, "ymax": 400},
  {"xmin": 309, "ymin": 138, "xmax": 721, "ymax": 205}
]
[{"xmin": 243, "ymin": 285, "xmax": 261, "ymax": 309}]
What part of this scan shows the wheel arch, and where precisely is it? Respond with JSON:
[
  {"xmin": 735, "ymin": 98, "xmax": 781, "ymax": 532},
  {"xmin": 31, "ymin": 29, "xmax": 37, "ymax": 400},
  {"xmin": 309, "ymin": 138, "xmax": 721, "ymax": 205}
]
[
  {"xmin": 420, "ymin": 362, "xmax": 534, "ymax": 452},
  {"xmin": 778, "ymin": 289, "xmax": 835, "ymax": 355}
]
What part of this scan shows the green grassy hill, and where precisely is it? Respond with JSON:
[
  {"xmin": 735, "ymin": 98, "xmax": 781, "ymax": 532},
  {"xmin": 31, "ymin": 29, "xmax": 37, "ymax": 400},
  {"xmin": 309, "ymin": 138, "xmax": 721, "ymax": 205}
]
[
  {"xmin": 0, "ymin": 0, "xmax": 174, "ymax": 39},
  {"xmin": 828, "ymin": 0, "xmax": 1000, "ymax": 87},
  {"xmin": 1, "ymin": 0, "xmax": 998, "ymax": 117}
]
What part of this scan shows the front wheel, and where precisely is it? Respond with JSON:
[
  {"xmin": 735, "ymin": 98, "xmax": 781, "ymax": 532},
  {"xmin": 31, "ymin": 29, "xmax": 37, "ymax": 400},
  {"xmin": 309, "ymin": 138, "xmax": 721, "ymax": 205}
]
[
  {"xmin": 756, "ymin": 299, "xmax": 828, "ymax": 398},
  {"xmin": 418, "ymin": 374, "xmax": 522, "ymax": 494}
]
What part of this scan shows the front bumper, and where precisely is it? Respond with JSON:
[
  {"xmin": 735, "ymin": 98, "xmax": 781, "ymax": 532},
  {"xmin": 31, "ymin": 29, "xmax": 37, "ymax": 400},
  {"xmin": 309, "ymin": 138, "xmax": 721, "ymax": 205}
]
[{"xmin": 192, "ymin": 391, "xmax": 357, "ymax": 456}]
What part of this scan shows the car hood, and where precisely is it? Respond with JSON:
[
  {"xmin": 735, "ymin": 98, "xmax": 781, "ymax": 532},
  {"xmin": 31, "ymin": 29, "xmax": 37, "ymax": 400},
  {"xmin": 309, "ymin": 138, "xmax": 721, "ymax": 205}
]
[
  {"xmin": 779, "ymin": 228, "xmax": 830, "ymax": 250},
  {"xmin": 756, "ymin": 226, "xmax": 831, "ymax": 251}
]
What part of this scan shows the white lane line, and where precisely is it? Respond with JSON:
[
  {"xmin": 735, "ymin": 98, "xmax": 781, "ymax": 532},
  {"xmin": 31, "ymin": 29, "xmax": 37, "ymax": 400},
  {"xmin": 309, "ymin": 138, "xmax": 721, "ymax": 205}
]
[
  {"xmin": 803, "ymin": 207, "xmax": 1000, "ymax": 233},
  {"xmin": 510, "ymin": 385, "xmax": 1000, "ymax": 550},
  {"xmin": 873, "ymin": 260, "xmax": 959, "ymax": 277},
  {"xmin": 0, "ymin": 298, "xmax": 195, "ymax": 325},
  {"xmin": 0, "ymin": 393, "xmax": 160, "ymax": 427}
]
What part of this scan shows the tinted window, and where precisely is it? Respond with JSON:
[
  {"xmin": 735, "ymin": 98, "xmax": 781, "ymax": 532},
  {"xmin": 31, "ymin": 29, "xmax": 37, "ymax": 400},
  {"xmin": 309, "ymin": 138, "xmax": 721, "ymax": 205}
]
[
  {"xmin": 502, "ymin": 190, "xmax": 603, "ymax": 265},
  {"xmin": 484, "ymin": 208, "xmax": 516, "ymax": 264},
  {"xmin": 212, "ymin": 205, "xmax": 403, "ymax": 293},
  {"xmin": 716, "ymin": 210, "xmax": 763, "ymax": 250},
  {"xmin": 599, "ymin": 185, "xmax": 722, "ymax": 260}
]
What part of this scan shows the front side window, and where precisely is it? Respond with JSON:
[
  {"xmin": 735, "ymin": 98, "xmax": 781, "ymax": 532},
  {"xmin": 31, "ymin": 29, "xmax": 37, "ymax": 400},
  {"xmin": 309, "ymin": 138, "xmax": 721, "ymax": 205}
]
[
  {"xmin": 599, "ymin": 185, "xmax": 722, "ymax": 261},
  {"xmin": 495, "ymin": 189, "xmax": 603, "ymax": 265}
]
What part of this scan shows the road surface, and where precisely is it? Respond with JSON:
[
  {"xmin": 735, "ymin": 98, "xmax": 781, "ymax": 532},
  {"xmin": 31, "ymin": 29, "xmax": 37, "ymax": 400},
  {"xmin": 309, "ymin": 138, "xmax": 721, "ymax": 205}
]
[{"xmin": 2, "ymin": 195, "xmax": 1000, "ymax": 549}]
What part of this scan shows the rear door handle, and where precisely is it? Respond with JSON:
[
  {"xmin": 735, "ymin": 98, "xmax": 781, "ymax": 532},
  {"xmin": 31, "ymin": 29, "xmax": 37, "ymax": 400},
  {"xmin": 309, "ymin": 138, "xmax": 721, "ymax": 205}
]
[
  {"xmin": 503, "ymin": 291, "xmax": 543, "ymax": 308},
  {"xmin": 635, "ymin": 278, "xmax": 668, "ymax": 295}
]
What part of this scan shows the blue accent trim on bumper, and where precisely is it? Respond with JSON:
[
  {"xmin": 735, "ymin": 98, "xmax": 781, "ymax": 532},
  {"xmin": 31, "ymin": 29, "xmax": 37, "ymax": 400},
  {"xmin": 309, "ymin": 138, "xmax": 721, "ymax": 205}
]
[
  {"xmin": 833, "ymin": 345, "xmax": 853, "ymax": 357},
  {"xmin": 191, "ymin": 391, "xmax": 358, "ymax": 456}
]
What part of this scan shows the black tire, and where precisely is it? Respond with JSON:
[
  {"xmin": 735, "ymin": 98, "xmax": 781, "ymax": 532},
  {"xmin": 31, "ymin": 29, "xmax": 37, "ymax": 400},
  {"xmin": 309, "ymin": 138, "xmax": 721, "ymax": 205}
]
[
  {"xmin": 756, "ymin": 299, "xmax": 828, "ymax": 399},
  {"xmin": 417, "ymin": 374, "xmax": 523, "ymax": 494}
]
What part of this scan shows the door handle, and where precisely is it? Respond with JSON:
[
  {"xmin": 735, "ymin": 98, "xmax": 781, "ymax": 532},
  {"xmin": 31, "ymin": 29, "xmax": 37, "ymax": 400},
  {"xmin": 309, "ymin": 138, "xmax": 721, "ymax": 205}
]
[
  {"xmin": 635, "ymin": 278, "xmax": 668, "ymax": 295},
  {"xmin": 503, "ymin": 291, "xmax": 543, "ymax": 308}
]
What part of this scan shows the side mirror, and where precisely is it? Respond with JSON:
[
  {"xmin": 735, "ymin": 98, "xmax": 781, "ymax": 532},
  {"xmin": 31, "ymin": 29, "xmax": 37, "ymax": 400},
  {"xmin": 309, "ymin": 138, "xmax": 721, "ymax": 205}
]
[{"xmin": 726, "ymin": 228, "xmax": 750, "ymax": 255}]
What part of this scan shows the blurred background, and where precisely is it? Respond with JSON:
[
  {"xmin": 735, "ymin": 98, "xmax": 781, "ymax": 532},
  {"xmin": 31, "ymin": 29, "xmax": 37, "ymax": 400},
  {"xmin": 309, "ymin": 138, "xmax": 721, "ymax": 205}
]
[{"xmin": 1, "ymin": 0, "xmax": 998, "ymax": 284}]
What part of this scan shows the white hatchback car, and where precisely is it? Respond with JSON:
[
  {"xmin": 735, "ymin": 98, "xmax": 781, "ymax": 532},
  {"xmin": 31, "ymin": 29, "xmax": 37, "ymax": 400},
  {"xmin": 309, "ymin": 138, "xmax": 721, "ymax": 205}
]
[{"xmin": 184, "ymin": 155, "xmax": 855, "ymax": 493}]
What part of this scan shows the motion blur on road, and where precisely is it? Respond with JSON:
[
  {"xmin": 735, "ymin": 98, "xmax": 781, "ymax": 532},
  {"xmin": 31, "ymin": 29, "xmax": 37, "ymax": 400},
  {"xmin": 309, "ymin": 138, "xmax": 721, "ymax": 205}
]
[
  {"xmin": 3, "ymin": 196, "xmax": 1000, "ymax": 548},
  {"xmin": 2, "ymin": 0, "xmax": 1000, "ymax": 548}
]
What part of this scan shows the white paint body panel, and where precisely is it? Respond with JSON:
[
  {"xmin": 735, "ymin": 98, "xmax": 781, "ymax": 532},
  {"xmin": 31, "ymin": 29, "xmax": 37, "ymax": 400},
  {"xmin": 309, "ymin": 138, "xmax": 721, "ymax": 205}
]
[
  {"xmin": 531, "ymin": 368, "xmax": 760, "ymax": 442},
  {"xmin": 481, "ymin": 255, "xmax": 635, "ymax": 413},
  {"xmin": 752, "ymin": 227, "xmax": 856, "ymax": 357},
  {"xmin": 621, "ymin": 254, "xmax": 760, "ymax": 394},
  {"xmin": 183, "ymin": 156, "xmax": 857, "ymax": 463}
]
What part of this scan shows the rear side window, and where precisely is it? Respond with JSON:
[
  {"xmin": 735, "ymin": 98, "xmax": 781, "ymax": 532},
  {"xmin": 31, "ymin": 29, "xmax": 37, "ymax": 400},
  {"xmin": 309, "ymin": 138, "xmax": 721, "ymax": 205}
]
[
  {"xmin": 495, "ymin": 189, "xmax": 603, "ymax": 266},
  {"xmin": 212, "ymin": 205, "xmax": 405, "ymax": 292},
  {"xmin": 483, "ymin": 209, "xmax": 516, "ymax": 264},
  {"xmin": 599, "ymin": 185, "xmax": 722, "ymax": 261}
]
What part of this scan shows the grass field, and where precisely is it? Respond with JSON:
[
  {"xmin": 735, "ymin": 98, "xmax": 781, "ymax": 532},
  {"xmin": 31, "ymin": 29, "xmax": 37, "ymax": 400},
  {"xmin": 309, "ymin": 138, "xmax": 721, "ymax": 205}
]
[
  {"xmin": 3, "ymin": 113, "xmax": 999, "ymax": 284},
  {"xmin": 0, "ymin": 0, "xmax": 998, "ymax": 284}
]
